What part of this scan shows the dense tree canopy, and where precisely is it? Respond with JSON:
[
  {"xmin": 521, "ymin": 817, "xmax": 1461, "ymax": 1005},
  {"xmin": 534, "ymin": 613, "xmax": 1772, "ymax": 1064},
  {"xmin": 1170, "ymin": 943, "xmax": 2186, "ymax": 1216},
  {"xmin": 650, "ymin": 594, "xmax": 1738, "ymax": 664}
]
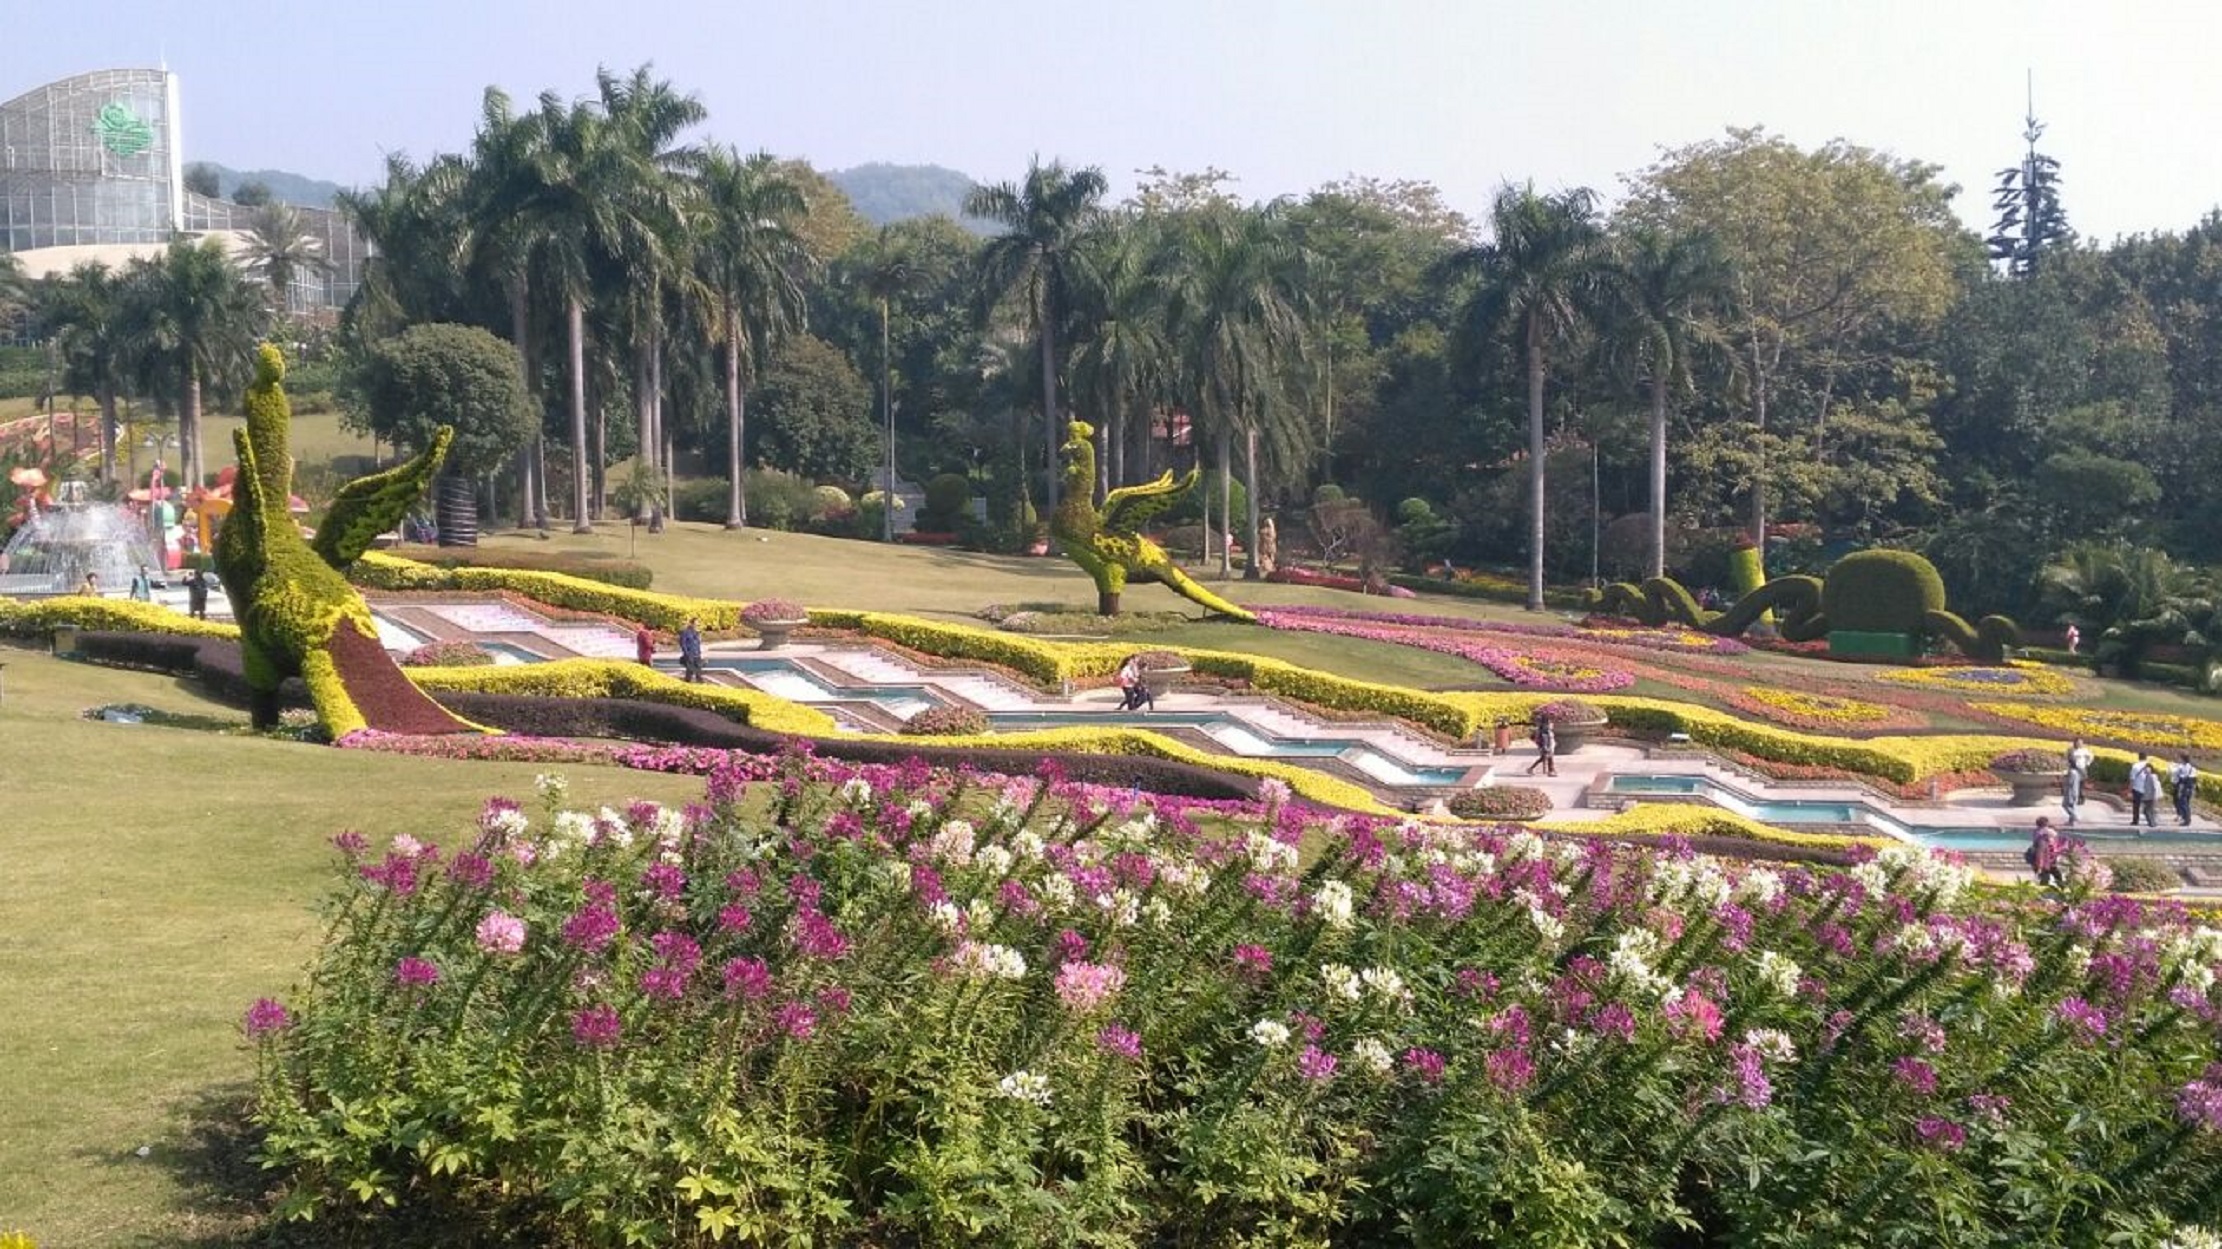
[{"xmin": 355, "ymin": 322, "xmax": 536, "ymax": 476}]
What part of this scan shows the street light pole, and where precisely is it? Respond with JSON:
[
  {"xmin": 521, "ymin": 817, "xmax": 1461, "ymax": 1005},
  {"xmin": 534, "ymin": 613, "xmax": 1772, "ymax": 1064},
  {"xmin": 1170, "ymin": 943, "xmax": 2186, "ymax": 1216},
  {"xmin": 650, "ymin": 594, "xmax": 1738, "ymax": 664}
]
[{"xmin": 881, "ymin": 294, "xmax": 895, "ymax": 543}]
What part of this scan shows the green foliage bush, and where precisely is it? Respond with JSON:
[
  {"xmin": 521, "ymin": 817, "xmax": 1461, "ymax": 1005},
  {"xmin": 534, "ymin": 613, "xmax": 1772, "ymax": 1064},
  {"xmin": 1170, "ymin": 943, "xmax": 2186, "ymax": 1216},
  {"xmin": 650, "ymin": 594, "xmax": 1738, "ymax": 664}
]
[
  {"xmin": 354, "ymin": 323, "xmax": 535, "ymax": 476},
  {"xmin": 809, "ymin": 484, "xmax": 853, "ymax": 523},
  {"xmin": 2101, "ymin": 856, "xmax": 2183, "ymax": 893},
  {"xmin": 1823, "ymin": 549, "xmax": 1947, "ymax": 633},
  {"xmin": 744, "ymin": 468, "xmax": 823, "ymax": 532},
  {"xmin": 918, "ymin": 472, "xmax": 972, "ymax": 531},
  {"xmin": 669, "ymin": 478, "xmax": 730, "ymax": 524}
]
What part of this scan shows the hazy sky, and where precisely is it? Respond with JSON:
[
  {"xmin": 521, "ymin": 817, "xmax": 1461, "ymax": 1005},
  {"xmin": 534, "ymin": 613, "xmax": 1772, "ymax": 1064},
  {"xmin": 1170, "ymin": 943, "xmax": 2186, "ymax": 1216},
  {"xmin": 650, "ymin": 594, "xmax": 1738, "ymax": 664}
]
[{"xmin": 7, "ymin": 0, "xmax": 2217, "ymax": 242}]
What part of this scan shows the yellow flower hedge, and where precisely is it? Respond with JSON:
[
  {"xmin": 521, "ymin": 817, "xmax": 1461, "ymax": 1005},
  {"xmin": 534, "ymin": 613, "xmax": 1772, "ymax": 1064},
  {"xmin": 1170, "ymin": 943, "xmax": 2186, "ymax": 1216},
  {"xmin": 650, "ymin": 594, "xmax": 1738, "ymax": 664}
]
[
  {"xmin": 1878, "ymin": 661, "xmax": 2075, "ymax": 698},
  {"xmin": 1970, "ymin": 701, "xmax": 2222, "ymax": 754},
  {"xmin": 1544, "ymin": 802, "xmax": 1875, "ymax": 853},
  {"xmin": 354, "ymin": 552, "xmax": 744, "ymax": 632},
  {"xmin": 407, "ymin": 659, "xmax": 840, "ymax": 736},
  {"xmin": 0, "ymin": 596, "xmax": 241, "ymax": 640}
]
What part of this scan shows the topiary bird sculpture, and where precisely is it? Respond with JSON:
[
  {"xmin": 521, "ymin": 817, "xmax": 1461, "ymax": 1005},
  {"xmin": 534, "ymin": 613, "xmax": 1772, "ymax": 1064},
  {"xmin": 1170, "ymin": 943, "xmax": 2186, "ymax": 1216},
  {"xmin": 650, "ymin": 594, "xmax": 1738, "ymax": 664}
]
[
  {"xmin": 212, "ymin": 343, "xmax": 474, "ymax": 735},
  {"xmin": 1050, "ymin": 420, "xmax": 1254, "ymax": 621}
]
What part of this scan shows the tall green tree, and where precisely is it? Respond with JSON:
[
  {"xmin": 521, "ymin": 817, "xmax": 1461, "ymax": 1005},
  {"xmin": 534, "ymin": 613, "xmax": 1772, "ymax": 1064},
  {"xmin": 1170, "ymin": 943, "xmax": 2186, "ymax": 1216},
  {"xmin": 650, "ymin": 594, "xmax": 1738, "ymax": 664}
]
[
  {"xmin": 1163, "ymin": 205, "xmax": 1312, "ymax": 579},
  {"xmin": 1070, "ymin": 216, "xmax": 1174, "ymax": 495},
  {"xmin": 356, "ymin": 323, "xmax": 536, "ymax": 546},
  {"xmin": 965, "ymin": 158, "xmax": 1109, "ymax": 516},
  {"xmin": 1623, "ymin": 129, "xmax": 1963, "ymax": 559},
  {"xmin": 1602, "ymin": 225, "xmax": 1730, "ymax": 578},
  {"xmin": 694, "ymin": 147, "xmax": 812, "ymax": 528},
  {"xmin": 120, "ymin": 238, "xmax": 267, "ymax": 488},
  {"xmin": 1448, "ymin": 184, "xmax": 1606, "ymax": 610},
  {"xmin": 856, "ymin": 227, "xmax": 917, "ymax": 541}
]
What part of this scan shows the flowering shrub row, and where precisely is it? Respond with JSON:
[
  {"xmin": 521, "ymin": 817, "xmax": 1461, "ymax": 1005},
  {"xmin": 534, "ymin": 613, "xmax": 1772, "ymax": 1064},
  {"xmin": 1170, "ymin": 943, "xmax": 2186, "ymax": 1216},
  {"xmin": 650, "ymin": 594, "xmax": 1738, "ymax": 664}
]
[
  {"xmin": 0, "ymin": 595, "xmax": 239, "ymax": 640},
  {"xmin": 1725, "ymin": 685, "xmax": 1923, "ymax": 733},
  {"xmin": 353, "ymin": 552, "xmax": 743, "ymax": 632},
  {"xmin": 249, "ymin": 761, "xmax": 2222, "ymax": 1245},
  {"xmin": 405, "ymin": 658, "xmax": 841, "ymax": 736},
  {"xmin": 1261, "ymin": 604, "xmax": 1750, "ymax": 655}
]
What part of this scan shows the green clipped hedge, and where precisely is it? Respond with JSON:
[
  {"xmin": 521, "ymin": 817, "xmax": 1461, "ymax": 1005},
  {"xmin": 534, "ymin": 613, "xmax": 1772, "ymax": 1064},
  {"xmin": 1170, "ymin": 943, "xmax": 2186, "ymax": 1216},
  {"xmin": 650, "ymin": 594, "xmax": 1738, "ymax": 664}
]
[
  {"xmin": 1823, "ymin": 549, "xmax": 1946, "ymax": 634},
  {"xmin": 385, "ymin": 544, "xmax": 654, "ymax": 590},
  {"xmin": 354, "ymin": 552, "xmax": 735, "ymax": 631}
]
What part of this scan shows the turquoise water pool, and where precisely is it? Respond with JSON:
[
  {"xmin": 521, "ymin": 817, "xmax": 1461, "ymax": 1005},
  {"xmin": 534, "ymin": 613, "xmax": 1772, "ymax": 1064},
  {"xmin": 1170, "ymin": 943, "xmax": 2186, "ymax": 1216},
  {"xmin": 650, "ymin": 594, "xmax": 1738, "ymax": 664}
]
[{"xmin": 1605, "ymin": 773, "xmax": 2221, "ymax": 851}]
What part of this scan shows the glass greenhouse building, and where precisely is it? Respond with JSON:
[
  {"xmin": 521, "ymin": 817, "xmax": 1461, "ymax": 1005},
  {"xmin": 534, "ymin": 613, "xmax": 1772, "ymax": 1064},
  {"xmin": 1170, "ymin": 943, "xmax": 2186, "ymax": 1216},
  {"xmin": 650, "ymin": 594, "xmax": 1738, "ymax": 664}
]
[{"xmin": 0, "ymin": 68, "xmax": 365, "ymax": 313}]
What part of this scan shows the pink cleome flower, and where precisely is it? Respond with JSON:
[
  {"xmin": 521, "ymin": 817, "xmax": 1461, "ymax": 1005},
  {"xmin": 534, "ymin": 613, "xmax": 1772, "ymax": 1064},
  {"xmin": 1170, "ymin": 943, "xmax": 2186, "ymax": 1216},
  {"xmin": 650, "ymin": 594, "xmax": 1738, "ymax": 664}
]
[
  {"xmin": 475, "ymin": 910, "xmax": 527, "ymax": 955},
  {"xmin": 1054, "ymin": 961, "xmax": 1128, "ymax": 1013},
  {"xmin": 571, "ymin": 1003, "xmax": 622, "ymax": 1049},
  {"xmin": 1297, "ymin": 1044, "xmax": 1339, "ymax": 1082},
  {"xmin": 393, "ymin": 956, "xmax": 441, "ymax": 988},
  {"xmin": 1098, "ymin": 1023, "xmax": 1144, "ymax": 1062}
]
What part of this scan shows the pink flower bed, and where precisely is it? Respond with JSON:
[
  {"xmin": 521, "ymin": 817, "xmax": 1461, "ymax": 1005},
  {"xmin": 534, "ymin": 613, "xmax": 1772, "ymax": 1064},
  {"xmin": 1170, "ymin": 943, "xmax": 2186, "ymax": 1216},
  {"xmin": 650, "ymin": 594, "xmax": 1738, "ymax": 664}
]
[
  {"xmin": 1259, "ymin": 605, "xmax": 1749, "ymax": 655},
  {"xmin": 1255, "ymin": 609, "xmax": 1634, "ymax": 692}
]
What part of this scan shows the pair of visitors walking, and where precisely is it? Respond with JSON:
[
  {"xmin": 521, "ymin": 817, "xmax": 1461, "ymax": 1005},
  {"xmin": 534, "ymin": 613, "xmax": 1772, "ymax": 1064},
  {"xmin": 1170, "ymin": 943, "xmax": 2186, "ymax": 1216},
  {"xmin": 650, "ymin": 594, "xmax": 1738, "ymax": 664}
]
[
  {"xmin": 1524, "ymin": 714, "xmax": 1557, "ymax": 778},
  {"xmin": 1114, "ymin": 654, "xmax": 1155, "ymax": 712},
  {"xmin": 2129, "ymin": 753, "xmax": 2163, "ymax": 829}
]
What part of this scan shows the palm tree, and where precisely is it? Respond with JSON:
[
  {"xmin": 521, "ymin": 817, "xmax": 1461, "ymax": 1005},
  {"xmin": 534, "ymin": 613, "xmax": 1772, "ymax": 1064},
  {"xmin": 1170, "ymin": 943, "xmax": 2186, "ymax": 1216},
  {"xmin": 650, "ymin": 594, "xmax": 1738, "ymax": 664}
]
[
  {"xmin": 238, "ymin": 202, "xmax": 332, "ymax": 314},
  {"xmin": 1069, "ymin": 217, "xmax": 1174, "ymax": 495},
  {"xmin": 2040, "ymin": 542, "xmax": 2207, "ymax": 676},
  {"xmin": 1162, "ymin": 206, "xmax": 1312, "ymax": 580},
  {"xmin": 1602, "ymin": 225, "xmax": 1729, "ymax": 579},
  {"xmin": 1449, "ymin": 184, "xmax": 1606, "ymax": 610},
  {"xmin": 120, "ymin": 239, "xmax": 266, "ymax": 489},
  {"xmin": 596, "ymin": 66, "xmax": 706, "ymax": 533},
  {"xmin": 694, "ymin": 147, "xmax": 811, "ymax": 530},
  {"xmin": 34, "ymin": 262, "xmax": 133, "ymax": 481},
  {"xmin": 965, "ymin": 158, "xmax": 1108, "ymax": 515},
  {"xmin": 459, "ymin": 87, "xmax": 556, "ymax": 530}
]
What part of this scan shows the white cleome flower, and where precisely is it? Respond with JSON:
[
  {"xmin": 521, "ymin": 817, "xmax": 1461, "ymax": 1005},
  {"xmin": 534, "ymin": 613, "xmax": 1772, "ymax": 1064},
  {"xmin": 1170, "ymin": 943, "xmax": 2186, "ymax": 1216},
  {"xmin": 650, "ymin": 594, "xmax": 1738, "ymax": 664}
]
[
  {"xmin": 1311, "ymin": 880, "xmax": 1356, "ymax": 930},
  {"xmin": 1361, "ymin": 966, "xmax": 1411, "ymax": 1004},
  {"xmin": 1245, "ymin": 830, "xmax": 1299, "ymax": 873},
  {"xmin": 1011, "ymin": 830, "xmax": 1047, "ymax": 859},
  {"xmin": 1528, "ymin": 906, "xmax": 1565, "ymax": 944},
  {"xmin": 839, "ymin": 777, "xmax": 873, "ymax": 806},
  {"xmin": 1734, "ymin": 866, "xmax": 1783, "ymax": 908},
  {"xmin": 1742, "ymin": 1028, "xmax": 1798, "ymax": 1065},
  {"xmin": 1752, "ymin": 950, "xmax": 1803, "ymax": 999},
  {"xmin": 2163, "ymin": 1227, "xmax": 2222, "ymax": 1249},
  {"xmin": 1321, "ymin": 963, "xmax": 1364, "ymax": 1002},
  {"xmin": 1250, "ymin": 1019, "xmax": 1292, "ymax": 1048},
  {"xmin": 1351, "ymin": 1037, "xmax": 1395, "ymax": 1075},
  {"xmin": 996, "ymin": 1070, "xmax": 1053, "ymax": 1106},
  {"xmin": 974, "ymin": 844, "xmax": 1015, "ymax": 878},
  {"xmin": 927, "ymin": 901, "xmax": 965, "ymax": 934}
]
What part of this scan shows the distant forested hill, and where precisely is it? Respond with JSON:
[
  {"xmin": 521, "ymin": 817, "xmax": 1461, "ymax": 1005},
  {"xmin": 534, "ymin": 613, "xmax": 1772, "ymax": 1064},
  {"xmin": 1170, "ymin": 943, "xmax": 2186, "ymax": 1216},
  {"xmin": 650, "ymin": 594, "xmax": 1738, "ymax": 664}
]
[
  {"xmin": 828, "ymin": 163, "xmax": 992, "ymax": 234},
  {"xmin": 194, "ymin": 163, "xmax": 346, "ymax": 208}
]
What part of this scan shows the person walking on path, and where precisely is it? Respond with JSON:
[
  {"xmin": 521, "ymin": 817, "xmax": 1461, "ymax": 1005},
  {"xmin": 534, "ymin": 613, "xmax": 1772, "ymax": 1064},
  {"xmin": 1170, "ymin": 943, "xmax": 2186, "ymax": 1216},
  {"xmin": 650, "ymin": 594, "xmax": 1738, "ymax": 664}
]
[
  {"xmin": 679, "ymin": 617, "xmax": 705, "ymax": 684},
  {"xmin": 634, "ymin": 623, "xmax": 655, "ymax": 669},
  {"xmin": 2064, "ymin": 622, "xmax": 2081, "ymax": 654},
  {"xmin": 2026, "ymin": 815, "xmax": 2066, "ymax": 889},
  {"xmin": 2128, "ymin": 753, "xmax": 2162, "ymax": 829},
  {"xmin": 1525, "ymin": 714, "xmax": 1558, "ymax": 778},
  {"xmin": 128, "ymin": 566, "xmax": 152, "ymax": 601},
  {"xmin": 2170, "ymin": 752, "xmax": 2199, "ymax": 826},
  {"xmin": 2064, "ymin": 737, "xmax": 2095, "ymax": 826},
  {"xmin": 186, "ymin": 567, "xmax": 209, "ymax": 619}
]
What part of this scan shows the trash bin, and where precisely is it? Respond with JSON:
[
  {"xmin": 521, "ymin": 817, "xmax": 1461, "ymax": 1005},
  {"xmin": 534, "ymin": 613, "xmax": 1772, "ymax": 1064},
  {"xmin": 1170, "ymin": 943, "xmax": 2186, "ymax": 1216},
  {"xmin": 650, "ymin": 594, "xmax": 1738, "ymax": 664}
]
[
  {"xmin": 1492, "ymin": 718, "xmax": 1513, "ymax": 755},
  {"xmin": 53, "ymin": 625, "xmax": 79, "ymax": 657}
]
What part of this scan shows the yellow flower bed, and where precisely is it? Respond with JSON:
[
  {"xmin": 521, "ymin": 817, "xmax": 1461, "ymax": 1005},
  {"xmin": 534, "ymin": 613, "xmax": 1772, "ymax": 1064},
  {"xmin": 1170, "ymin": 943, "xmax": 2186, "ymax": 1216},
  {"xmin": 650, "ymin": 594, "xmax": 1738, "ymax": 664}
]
[
  {"xmin": 1736, "ymin": 686, "xmax": 1897, "ymax": 727},
  {"xmin": 407, "ymin": 659, "xmax": 840, "ymax": 736},
  {"xmin": 1877, "ymin": 661, "xmax": 2075, "ymax": 698},
  {"xmin": 0, "ymin": 595, "xmax": 241, "ymax": 640},
  {"xmin": 1969, "ymin": 701, "xmax": 2222, "ymax": 753},
  {"xmin": 1540, "ymin": 803, "xmax": 1878, "ymax": 853}
]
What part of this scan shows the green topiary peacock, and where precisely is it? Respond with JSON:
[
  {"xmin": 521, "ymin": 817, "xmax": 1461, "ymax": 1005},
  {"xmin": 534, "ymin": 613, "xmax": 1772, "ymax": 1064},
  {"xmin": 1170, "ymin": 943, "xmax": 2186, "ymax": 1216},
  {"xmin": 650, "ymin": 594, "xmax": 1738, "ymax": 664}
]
[
  {"xmin": 213, "ymin": 343, "xmax": 470, "ymax": 735},
  {"xmin": 1595, "ymin": 549, "xmax": 2018, "ymax": 661},
  {"xmin": 1051, "ymin": 420, "xmax": 1254, "ymax": 621}
]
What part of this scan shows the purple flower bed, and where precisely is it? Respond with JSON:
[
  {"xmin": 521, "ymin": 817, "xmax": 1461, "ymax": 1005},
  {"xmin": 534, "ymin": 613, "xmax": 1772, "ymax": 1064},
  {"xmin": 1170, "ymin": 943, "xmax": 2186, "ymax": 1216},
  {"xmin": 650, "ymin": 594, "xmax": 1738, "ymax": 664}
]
[{"xmin": 1256, "ymin": 609, "xmax": 1637, "ymax": 691}]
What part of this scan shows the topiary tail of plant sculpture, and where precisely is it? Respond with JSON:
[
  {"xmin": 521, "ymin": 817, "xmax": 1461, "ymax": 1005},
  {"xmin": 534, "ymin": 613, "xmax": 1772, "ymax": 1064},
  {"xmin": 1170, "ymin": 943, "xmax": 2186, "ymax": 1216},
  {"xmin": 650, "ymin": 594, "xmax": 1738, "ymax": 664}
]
[
  {"xmin": 1924, "ymin": 609, "xmax": 2020, "ymax": 663},
  {"xmin": 1051, "ymin": 420, "xmax": 1254, "ymax": 622},
  {"xmin": 311, "ymin": 426, "xmax": 454, "ymax": 570},
  {"xmin": 1596, "ymin": 574, "xmax": 1824, "ymax": 640},
  {"xmin": 212, "ymin": 343, "xmax": 478, "ymax": 737}
]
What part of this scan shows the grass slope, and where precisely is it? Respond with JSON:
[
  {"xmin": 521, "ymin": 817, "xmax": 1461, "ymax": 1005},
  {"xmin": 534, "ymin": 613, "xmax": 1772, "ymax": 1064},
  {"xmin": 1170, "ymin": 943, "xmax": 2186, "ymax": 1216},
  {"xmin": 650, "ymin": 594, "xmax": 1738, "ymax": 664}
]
[{"xmin": 0, "ymin": 643, "xmax": 699, "ymax": 1246}]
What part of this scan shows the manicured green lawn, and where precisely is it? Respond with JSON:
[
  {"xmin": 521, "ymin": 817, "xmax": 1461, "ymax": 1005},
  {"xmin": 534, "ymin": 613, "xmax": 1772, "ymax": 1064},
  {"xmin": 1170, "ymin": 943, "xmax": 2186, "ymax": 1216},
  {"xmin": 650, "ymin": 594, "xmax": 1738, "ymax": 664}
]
[{"xmin": 0, "ymin": 642, "xmax": 700, "ymax": 1246}]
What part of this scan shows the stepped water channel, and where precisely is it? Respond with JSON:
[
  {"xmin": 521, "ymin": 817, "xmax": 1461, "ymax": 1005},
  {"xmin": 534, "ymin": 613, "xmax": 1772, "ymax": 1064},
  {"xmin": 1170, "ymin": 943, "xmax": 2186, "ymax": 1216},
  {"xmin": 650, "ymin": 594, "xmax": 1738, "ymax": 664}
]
[{"xmin": 358, "ymin": 594, "xmax": 2222, "ymax": 859}]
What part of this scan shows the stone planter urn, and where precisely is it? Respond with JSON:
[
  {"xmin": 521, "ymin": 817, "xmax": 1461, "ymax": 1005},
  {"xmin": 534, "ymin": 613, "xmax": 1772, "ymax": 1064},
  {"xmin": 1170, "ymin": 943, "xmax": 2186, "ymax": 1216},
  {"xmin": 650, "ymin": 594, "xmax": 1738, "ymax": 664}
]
[
  {"xmin": 742, "ymin": 600, "xmax": 808, "ymax": 651},
  {"xmin": 1534, "ymin": 700, "xmax": 1609, "ymax": 756},
  {"xmin": 1990, "ymin": 751, "xmax": 2068, "ymax": 807},
  {"xmin": 1139, "ymin": 662, "xmax": 1190, "ymax": 700},
  {"xmin": 752, "ymin": 619, "xmax": 806, "ymax": 651}
]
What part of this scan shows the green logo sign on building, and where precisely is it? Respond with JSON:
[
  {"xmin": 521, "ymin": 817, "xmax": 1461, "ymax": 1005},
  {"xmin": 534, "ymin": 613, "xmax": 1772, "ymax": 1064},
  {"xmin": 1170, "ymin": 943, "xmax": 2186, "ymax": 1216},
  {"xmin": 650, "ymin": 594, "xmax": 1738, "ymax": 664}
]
[{"xmin": 93, "ymin": 102, "xmax": 154, "ymax": 157}]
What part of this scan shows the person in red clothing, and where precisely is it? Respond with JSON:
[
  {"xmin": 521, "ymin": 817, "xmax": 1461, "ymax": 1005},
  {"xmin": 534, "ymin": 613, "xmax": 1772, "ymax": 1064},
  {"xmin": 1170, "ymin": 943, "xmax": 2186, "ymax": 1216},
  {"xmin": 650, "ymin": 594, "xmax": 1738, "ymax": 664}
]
[
  {"xmin": 2026, "ymin": 816, "xmax": 2066, "ymax": 889},
  {"xmin": 634, "ymin": 623, "xmax": 655, "ymax": 668}
]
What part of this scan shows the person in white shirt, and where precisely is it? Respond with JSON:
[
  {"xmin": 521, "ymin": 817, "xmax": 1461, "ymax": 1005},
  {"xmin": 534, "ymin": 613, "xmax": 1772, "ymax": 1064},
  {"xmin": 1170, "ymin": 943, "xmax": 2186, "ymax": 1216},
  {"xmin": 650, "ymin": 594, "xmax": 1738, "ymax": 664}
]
[
  {"xmin": 2128, "ymin": 753, "xmax": 2162, "ymax": 829},
  {"xmin": 2170, "ymin": 753, "xmax": 2199, "ymax": 826},
  {"xmin": 2063, "ymin": 738, "xmax": 2095, "ymax": 826}
]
